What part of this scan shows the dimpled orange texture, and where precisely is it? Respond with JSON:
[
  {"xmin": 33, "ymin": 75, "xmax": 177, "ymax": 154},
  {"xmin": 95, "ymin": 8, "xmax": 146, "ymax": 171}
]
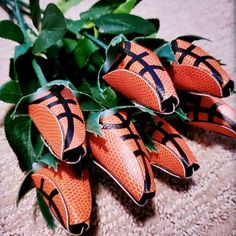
[
  {"xmin": 180, "ymin": 92, "xmax": 236, "ymax": 138},
  {"xmin": 32, "ymin": 163, "xmax": 92, "ymax": 235},
  {"xmin": 147, "ymin": 116, "xmax": 199, "ymax": 178},
  {"xmin": 103, "ymin": 41, "xmax": 179, "ymax": 114},
  {"xmin": 89, "ymin": 111, "xmax": 155, "ymax": 205},
  {"xmin": 169, "ymin": 39, "xmax": 234, "ymax": 97},
  {"xmin": 28, "ymin": 85, "xmax": 86, "ymax": 163},
  {"xmin": 104, "ymin": 69, "xmax": 161, "ymax": 111}
]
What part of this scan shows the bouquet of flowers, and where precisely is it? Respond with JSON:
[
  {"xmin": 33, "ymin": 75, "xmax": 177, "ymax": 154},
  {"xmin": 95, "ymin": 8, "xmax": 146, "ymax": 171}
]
[{"xmin": 0, "ymin": 0, "xmax": 235, "ymax": 235}]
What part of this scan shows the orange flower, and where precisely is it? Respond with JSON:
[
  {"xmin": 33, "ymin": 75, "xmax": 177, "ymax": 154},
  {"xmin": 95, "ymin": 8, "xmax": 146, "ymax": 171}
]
[
  {"xmin": 179, "ymin": 92, "xmax": 236, "ymax": 138},
  {"xmin": 169, "ymin": 39, "xmax": 234, "ymax": 97},
  {"xmin": 31, "ymin": 163, "xmax": 92, "ymax": 235},
  {"xmin": 29, "ymin": 85, "xmax": 86, "ymax": 163},
  {"xmin": 146, "ymin": 116, "xmax": 199, "ymax": 178},
  {"xmin": 103, "ymin": 41, "xmax": 179, "ymax": 114},
  {"xmin": 89, "ymin": 111, "xmax": 155, "ymax": 205}
]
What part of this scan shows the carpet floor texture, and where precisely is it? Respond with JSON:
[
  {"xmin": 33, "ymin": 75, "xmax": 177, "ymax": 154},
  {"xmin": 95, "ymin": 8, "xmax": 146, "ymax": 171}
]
[{"xmin": 0, "ymin": 0, "xmax": 235, "ymax": 235}]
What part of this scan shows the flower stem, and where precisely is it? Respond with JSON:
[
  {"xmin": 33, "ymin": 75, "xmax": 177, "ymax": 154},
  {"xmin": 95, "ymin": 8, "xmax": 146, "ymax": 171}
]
[{"xmin": 82, "ymin": 32, "xmax": 108, "ymax": 51}]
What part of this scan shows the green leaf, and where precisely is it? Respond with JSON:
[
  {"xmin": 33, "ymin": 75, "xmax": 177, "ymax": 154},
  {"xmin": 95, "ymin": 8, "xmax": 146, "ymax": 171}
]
[
  {"xmin": 57, "ymin": 0, "xmax": 84, "ymax": 13},
  {"xmin": 80, "ymin": 0, "xmax": 127, "ymax": 20},
  {"xmin": 113, "ymin": 0, "xmax": 138, "ymax": 14},
  {"xmin": 86, "ymin": 111, "xmax": 104, "ymax": 136},
  {"xmin": 4, "ymin": 108, "xmax": 44, "ymax": 172},
  {"xmin": 32, "ymin": 4, "xmax": 67, "ymax": 54},
  {"xmin": 93, "ymin": 14, "xmax": 156, "ymax": 35},
  {"xmin": 74, "ymin": 39, "xmax": 99, "ymax": 68},
  {"xmin": 63, "ymin": 38, "xmax": 78, "ymax": 53},
  {"xmin": 155, "ymin": 43, "xmax": 177, "ymax": 62},
  {"xmin": 36, "ymin": 190, "xmax": 56, "ymax": 229},
  {"xmin": 80, "ymin": 99, "xmax": 103, "ymax": 112},
  {"xmin": 29, "ymin": 0, "xmax": 41, "ymax": 29},
  {"xmin": 147, "ymin": 19, "xmax": 159, "ymax": 33},
  {"xmin": 16, "ymin": 171, "xmax": 34, "ymax": 206},
  {"xmin": 38, "ymin": 153, "xmax": 58, "ymax": 172},
  {"xmin": 98, "ymin": 86, "xmax": 119, "ymax": 107},
  {"xmin": 66, "ymin": 19, "xmax": 85, "ymax": 35},
  {"xmin": 0, "ymin": 80, "xmax": 22, "ymax": 104},
  {"xmin": 176, "ymin": 35, "xmax": 210, "ymax": 43},
  {"xmin": 0, "ymin": 20, "xmax": 24, "ymax": 43}
]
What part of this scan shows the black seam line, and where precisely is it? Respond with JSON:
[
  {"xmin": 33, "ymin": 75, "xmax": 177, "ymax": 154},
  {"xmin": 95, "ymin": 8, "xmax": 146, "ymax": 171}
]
[
  {"xmin": 149, "ymin": 122, "xmax": 190, "ymax": 167},
  {"xmin": 47, "ymin": 99, "xmax": 77, "ymax": 109},
  {"xmin": 125, "ymin": 51, "xmax": 149, "ymax": 70},
  {"xmin": 120, "ymin": 133, "xmax": 140, "ymax": 141},
  {"xmin": 31, "ymin": 93, "xmax": 55, "ymax": 104},
  {"xmin": 57, "ymin": 113, "xmax": 84, "ymax": 124},
  {"xmin": 193, "ymin": 55, "xmax": 215, "ymax": 67},
  {"xmin": 185, "ymin": 105, "xmax": 236, "ymax": 132},
  {"xmin": 177, "ymin": 44, "xmax": 196, "ymax": 64},
  {"xmin": 124, "ymin": 41, "xmax": 165, "ymax": 101},
  {"xmin": 114, "ymin": 113, "xmax": 151, "ymax": 192},
  {"xmin": 178, "ymin": 92, "xmax": 202, "ymax": 121},
  {"xmin": 39, "ymin": 178, "xmax": 65, "ymax": 227},
  {"xmin": 49, "ymin": 86, "xmax": 75, "ymax": 149},
  {"xmin": 133, "ymin": 149, "xmax": 146, "ymax": 157},
  {"xmin": 208, "ymin": 102, "xmax": 222, "ymax": 122},
  {"xmin": 139, "ymin": 65, "xmax": 164, "ymax": 76},
  {"xmin": 176, "ymin": 47, "xmax": 223, "ymax": 84},
  {"xmin": 161, "ymin": 133, "xmax": 182, "ymax": 145}
]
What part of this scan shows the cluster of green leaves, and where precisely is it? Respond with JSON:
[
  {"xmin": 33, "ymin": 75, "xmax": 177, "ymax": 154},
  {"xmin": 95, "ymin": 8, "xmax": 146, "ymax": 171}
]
[{"xmin": 0, "ymin": 0, "xmax": 190, "ymax": 229}]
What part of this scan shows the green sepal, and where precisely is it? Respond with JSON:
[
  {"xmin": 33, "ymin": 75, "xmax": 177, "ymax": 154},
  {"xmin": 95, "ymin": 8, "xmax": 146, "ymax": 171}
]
[
  {"xmin": 176, "ymin": 35, "xmax": 210, "ymax": 43},
  {"xmin": 135, "ymin": 125, "xmax": 158, "ymax": 153},
  {"xmin": 86, "ymin": 111, "xmax": 104, "ymax": 136},
  {"xmin": 38, "ymin": 153, "xmax": 59, "ymax": 172},
  {"xmin": 154, "ymin": 43, "xmax": 177, "ymax": 62}
]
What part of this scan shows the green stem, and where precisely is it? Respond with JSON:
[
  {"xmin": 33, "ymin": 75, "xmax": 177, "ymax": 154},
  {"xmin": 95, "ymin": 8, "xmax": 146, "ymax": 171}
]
[
  {"xmin": 82, "ymin": 32, "xmax": 108, "ymax": 51},
  {"xmin": 13, "ymin": 0, "xmax": 29, "ymax": 42}
]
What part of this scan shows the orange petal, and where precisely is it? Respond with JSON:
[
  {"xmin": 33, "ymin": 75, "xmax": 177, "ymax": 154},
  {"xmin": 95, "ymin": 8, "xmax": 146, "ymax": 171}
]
[
  {"xmin": 29, "ymin": 85, "xmax": 86, "ymax": 163},
  {"xmin": 146, "ymin": 116, "xmax": 199, "ymax": 178},
  {"xmin": 103, "ymin": 41, "xmax": 179, "ymax": 114},
  {"xmin": 32, "ymin": 163, "xmax": 92, "ymax": 235},
  {"xmin": 169, "ymin": 39, "xmax": 234, "ymax": 97},
  {"xmin": 89, "ymin": 111, "xmax": 155, "ymax": 205},
  {"xmin": 179, "ymin": 92, "xmax": 236, "ymax": 138}
]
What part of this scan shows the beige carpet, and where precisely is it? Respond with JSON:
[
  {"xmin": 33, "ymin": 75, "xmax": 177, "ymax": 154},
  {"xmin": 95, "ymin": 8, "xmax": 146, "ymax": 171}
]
[{"xmin": 0, "ymin": 1, "xmax": 236, "ymax": 235}]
